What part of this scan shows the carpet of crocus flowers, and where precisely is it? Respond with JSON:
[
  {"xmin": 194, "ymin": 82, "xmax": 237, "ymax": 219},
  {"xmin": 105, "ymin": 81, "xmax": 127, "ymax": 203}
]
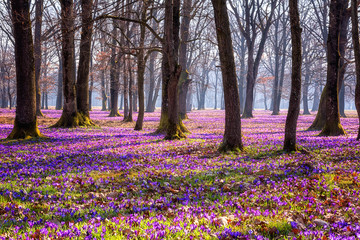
[{"xmin": 0, "ymin": 108, "xmax": 360, "ymax": 240}]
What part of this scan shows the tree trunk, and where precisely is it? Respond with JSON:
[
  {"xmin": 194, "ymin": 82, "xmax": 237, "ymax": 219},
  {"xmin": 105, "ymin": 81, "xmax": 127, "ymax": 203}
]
[
  {"xmin": 242, "ymin": 51, "xmax": 255, "ymax": 118},
  {"xmin": 302, "ymin": 63, "xmax": 311, "ymax": 115},
  {"xmin": 157, "ymin": 0, "xmax": 187, "ymax": 139},
  {"xmin": 284, "ymin": 0, "xmax": 302, "ymax": 152},
  {"xmin": 350, "ymin": 0, "xmax": 360, "ymax": 140},
  {"xmin": 89, "ymin": 57, "xmax": 94, "ymax": 111},
  {"xmin": 214, "ymin": 72, "xmax": 218, "ymax": 109},
  {"xmin": 56, "ymin": 55, "xmax": 63, "ymax": 110},
  {"xmin": 124, "ymin": 56, "xmax": 133, "ymax": 122},
  {"xmin": 108, "ymin": 19, "xmax": 121, "ymax": 117},
  {"xmin": 134, "ymin": 6, "xmax": 147, "ymax": 130},
  {"xmin": 271, "ymin": 21, "xmax": 281, "ymax": 115},
  {"xmin": 0, "ymin": 66, "xmax": 7, "ymax": 108},
  {"xmin": 310, "ymin": 5, "xmax": 349, "ymax": 131},
  {"xmin": 76, "ymin": 0, "xmax": 94, "ymax": 125},
  {"xmin": 119, "ymin": 93, "xmax": 123, "ymax": 110},
  {"xmin": 45, "ymin": 92, "xmax": 48, "ymax": 109},
  {"xmin": 52, "ymin": 0, "xmax": 89, "ymax": 128},
  {"xmin": 319, "ymin": 0, "xmax": 347, "ymax": 136},
  {"xmin": 178, "ymin": 0, "xmax": 192, "ymax": 120},
  {"xmin": 8, "ymin": 0, "xmax": 42, "ymax": 139},
  {"xmin": 311, "ymin": 81, "xmax": 320, "ymax": 111},
  {"xmin": 151, "ymin": 76, "xmax": 161, "ymax": 111},
  {"xmin": 101, "ymin": 67, "xmax": 107, "ymax": 111},
  {"xmin": 146, "ymin": 52, "xmax": 156, "ymax": 112},
  {"xmin": 273, "ymin": 20, "xmax": 288, "ymax": 115},
  {"xmin": 123, "ymin": 57, "xmax": 129, "ymax": 118},
  {"xmin": 339, "ymin": 82, "xmax": 346, "ymax": 117},
  {"xmin": 212, "ymin": 0, "xmax": 243, "ymax": 152},
  {"xmin": 34, "ymin": 0, "xmax": 44, "ymax": 117}
]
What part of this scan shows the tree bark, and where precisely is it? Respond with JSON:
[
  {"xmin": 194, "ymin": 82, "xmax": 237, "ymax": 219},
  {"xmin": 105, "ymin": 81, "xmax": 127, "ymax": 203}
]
[
  {"xmin": 8, "ymin": 0, "xmax": 42, "ymax": 139},
  {"xmin": 319, "ymin": 0, "xmax": 347, "ymax": 136},
  {"xmin": 351, "ymin": 0, "xmax": 360, "ymax": 140},
  {"xmin": 34, "ymin": 0, "xmax": 44, "ymax": 117},
  {"xmin": 76, "ymin": 0, "xmax": 94, "ymax": 125},
  {"xmin": 284, "ymin": 0, "xmax": 302, "ymax": 152},
  {"xmin": 212, "ymin": 0, "xmax": 243, "ymax": 152}
]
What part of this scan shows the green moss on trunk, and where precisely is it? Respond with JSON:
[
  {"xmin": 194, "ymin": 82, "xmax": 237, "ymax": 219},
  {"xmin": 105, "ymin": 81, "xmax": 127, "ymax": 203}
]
[
  {"xmin": 7, "ymin": 119, "xmax": 43, "ymax": 139},
  {"xmin": 51, "ymin": 112, "xmax": 95, "ymax": 128},
  {"xmin": 218, "ymin": 140, "xmax": 243, "ymax": 153},
  {"xmin": 319, "ymin": 122, "xmax": 346, "ymax": 136},
  {"xmin": 108, "ymin": 110, "xmax": 121, "ymax": 117},
  {"xmin": 164, "ymin": 122, "xmax": 187, "ymax": 140}
]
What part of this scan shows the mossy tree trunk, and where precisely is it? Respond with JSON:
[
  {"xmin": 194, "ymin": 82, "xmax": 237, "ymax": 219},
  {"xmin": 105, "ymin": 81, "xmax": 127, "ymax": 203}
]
[
  {"xmin": 212, "ymin": 0, "xmax": 243, "ymax": 152},
  {"xmin": 157, "ymin": 0, "xmax": 187, "ymax": 140},
  {"xmin": 284, "ymin": 0, "xmax": 302, "ymax": 152},
  {"xmin": 8, "ymin": 0, "xmax": 42, "ymax": 139},
  {"xmin": 76, "ymin": 0, "xmax": 94, "ymax": 126},
  {"xmin": 52, "ymin": 0, "xmax": 93, "ymax": 128},
  {"xmin": 319, "ymin": 0, "xmax": 347, "ymax": 136},
  {"xmin": 351, "ymin": 0, "xmax": 360, "ymax": 140},
  {"xmin": 34, "ymin": 0, "xmax": 44, "ymax": 117},
  {"xmin": 309, "ymin": 5, "xmax": 350, "ymax": 131}
]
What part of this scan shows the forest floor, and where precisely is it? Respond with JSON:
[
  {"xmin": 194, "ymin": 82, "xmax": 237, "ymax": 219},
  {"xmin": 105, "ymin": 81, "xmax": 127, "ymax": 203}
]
[{"xmin": 0, "ymin": 109, "xmax": 359, "ymax": 239}]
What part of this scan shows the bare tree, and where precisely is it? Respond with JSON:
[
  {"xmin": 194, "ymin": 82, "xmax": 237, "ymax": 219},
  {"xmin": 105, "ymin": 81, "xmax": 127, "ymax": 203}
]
[
  {"xmin": 8, "ymin": 0, "xmax": 42, "ymax": 139},
  {"xmin": 284, "ymin": 0, "xmax": 302, "ymax": 151},
  {"xmin": 212, "ymin": 0, "xmax": 243, "ymax": 152},
  {"xmin": 350, "ymin": 0, "xmax": 360, "ymax": 140},
  {"xmin": 318, "ymin": 0, "xmax": 347, "ymax": 136},
  {"xmin": 230, "ymin": 0, "xmax": 276, "ymax": 118}
]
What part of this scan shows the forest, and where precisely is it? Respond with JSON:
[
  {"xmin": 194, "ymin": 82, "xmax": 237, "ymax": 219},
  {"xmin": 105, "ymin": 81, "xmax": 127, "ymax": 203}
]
[{"xmin": 0, "ymin": 0, "xmax": 360, "ymax": 239}]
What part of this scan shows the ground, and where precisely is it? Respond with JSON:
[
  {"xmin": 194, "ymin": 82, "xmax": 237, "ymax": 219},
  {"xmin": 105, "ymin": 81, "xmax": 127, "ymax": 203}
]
[{"xmin": 0, "ymin": 109, "xmax": 359, "ymax": 239}]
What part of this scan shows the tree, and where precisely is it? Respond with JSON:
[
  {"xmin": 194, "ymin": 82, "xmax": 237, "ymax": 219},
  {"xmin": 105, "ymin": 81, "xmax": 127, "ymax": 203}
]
[
  {"xmin": 308, "ymin": 0, "xmax": 350, "ymax": 131},
  {"xmin": 284, "ymin": 0, "xmax": 302, "ymax": 151},
  {"xmin": 156, "ymin": 0, "xmax": 188, "ymax": 140},
  {"xmin": 108, "ymin": 18, "xmax": 121, "ymax": 117},
  {"xmin": 34, "ymin": 0, "xmax": 44, "ymax": 117},
  {"xmin": 350, "ymin": 0, "xmax": 360, "ymax": 140},
  {"xmin": 319, "ymin": 0, "xmax": 347, "ymax": 136},
  {"xmin": 52, "ymin": 0, "xmax": 92, "ymax": 128},
  {"xmin": 134, "ymin": 1, "xmax": 148, "ymax": 130},
  {"xmin": 76, "ymin": 0, "xmax": 95, "ymax": 126},
  {"xmin": 178, "ymin": 0, "xmax": 192, "ymax": 120},
  {"xmin": 230, "ymin": 0, "xmax": 276, "ymax": 118},
  {"xmin": 7, "ymin": 0, "xmax": 42, "ymax": 139},
  {"xmin": 211, "ymin": 0, "xmax": 243, "ymax": 152}
]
